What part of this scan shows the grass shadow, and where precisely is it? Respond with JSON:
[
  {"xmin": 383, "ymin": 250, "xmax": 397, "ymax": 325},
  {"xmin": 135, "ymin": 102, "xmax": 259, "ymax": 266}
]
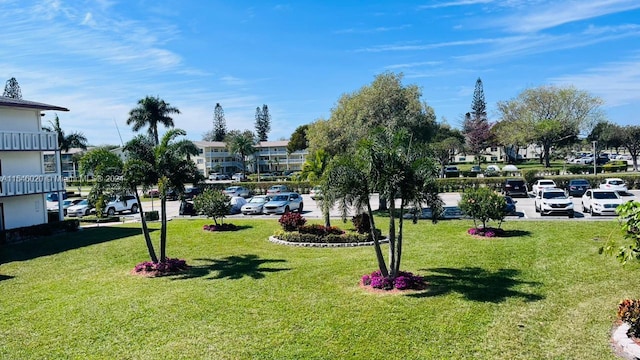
[
  {"xmin": 1, "ymin": 227, "xmax": 155, "ymax": 265},
  {"xmin": 499, "ymin": 229, "xmax": 532, "ymax": 238},
  {"xmin": 0, "ymin": 274, "xmax": 14, "ymax": 282},
  {"xmin": 171, "ymin": 254, "xmax": 289, "ymax": 280},
  {"xmin": 410, "ymin": 267, "xmax": 544, "ymax": 303}
]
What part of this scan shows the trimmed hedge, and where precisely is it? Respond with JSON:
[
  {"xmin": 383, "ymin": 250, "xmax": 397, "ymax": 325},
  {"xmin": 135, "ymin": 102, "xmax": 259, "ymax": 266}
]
[
  {"xmin": 276, "ymin": 232, "xmax": 374, "ymax": 244},
  {"xmin": 0, "ymin": 219, "xmax": 80, "ymax": 245}
]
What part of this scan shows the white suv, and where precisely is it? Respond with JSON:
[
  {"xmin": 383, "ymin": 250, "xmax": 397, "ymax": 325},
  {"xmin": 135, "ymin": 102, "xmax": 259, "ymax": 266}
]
[
  {"xmin": 534, "ymin": 188, "xmax": 574, "ymax": 218},
  {"xmin": 104, "ymin": 195, "xmax": 139, "ymax": 216}
]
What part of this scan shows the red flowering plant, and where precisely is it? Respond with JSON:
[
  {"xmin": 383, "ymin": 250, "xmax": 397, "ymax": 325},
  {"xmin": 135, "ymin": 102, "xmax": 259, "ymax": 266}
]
[
  {"xmin": 133, "ymin": 258, "xmax": 188, "ymax": 276},
  {"xmin": 361, "ymin": 270, "xmax": 427, "ymax": 291},
  {"xmin": 278, "ymin": 212, "xmax": 307, "ymax": 232}
]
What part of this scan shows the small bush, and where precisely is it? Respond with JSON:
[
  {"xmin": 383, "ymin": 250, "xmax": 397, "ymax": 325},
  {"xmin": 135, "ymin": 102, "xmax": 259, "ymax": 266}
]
[
  {"xmin": 276, "ymin": 232, "xmax": 372, "ymax": 244},
  {"xmin": 203, "ymin": 223, "xmax": 238, "ymax": 232},
  {"xmin": 352, "ymin": 213, "xmax": 371, "ymax": 234},
  {"xmin": 468, "ymin": 227, "xmax": 505, "ymax": 238},
  {"xmin": 278, "ymin": 212, "xmax": 307, "ymax": 232},
  {"xmin": 618, "ymin": 299, "xmax": 640, "ymax": 338},
  {"xmin": 133, "ymin": 258, "xmax": 189, "ymax": 276},
  {"xmin": 361, "ymin": 270, "xmax": 427, "ymax": 291},
  {"xmin": 298, "ymin": 224, "xmax": 344, "ymax": 236}
]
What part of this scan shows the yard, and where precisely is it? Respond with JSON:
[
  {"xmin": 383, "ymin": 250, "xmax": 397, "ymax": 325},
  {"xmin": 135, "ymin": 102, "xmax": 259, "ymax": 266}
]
[{"xmin": 1, "ymin": 218, "xmax": 638, "ymax": 359}]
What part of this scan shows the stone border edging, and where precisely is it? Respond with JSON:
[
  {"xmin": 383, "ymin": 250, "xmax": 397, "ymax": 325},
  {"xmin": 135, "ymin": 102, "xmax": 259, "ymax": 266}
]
[
  {"xmin": 269, "ymin": 235, "xmax": 389, "ymax": 248},
  {"xmin": 612, "ymin": 323, "xmax": 640, "ymax": 360}
]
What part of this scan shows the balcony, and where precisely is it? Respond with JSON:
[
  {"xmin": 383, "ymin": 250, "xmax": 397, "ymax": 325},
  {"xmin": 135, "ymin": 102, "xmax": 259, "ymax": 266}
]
[
  {"xmin": 0, "ymin": 174, "xmax": 65, "ymax": 197},
  {"xmin": 0, "ymin": 131, "xmax": 58, "ymax": 151}
]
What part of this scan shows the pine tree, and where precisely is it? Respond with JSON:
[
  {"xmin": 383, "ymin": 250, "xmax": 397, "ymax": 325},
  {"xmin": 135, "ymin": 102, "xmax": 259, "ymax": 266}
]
[
  {"xmin": 255, "ymin": 104, "xmax": 271, "ymax": 141},
  {"xmin": 3, "ymin": 77, "xmax": 23, "ymax": 99},
  {"xmin": 213, "ymin": 103, "xmax": 226, "ymax": 141},
  {"xmin": 462, "ymin": 78, "xmax": 492, "ymax": 165}
]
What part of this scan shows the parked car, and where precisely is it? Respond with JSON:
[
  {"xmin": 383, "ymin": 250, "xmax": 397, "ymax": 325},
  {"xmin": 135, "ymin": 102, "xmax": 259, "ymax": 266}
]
[
  {"xmin": 599, "ymin": 178, "xmax": 628, "ymax": 192},
  {"xmin": 179, "ymin": 199, "xmax": 196, "ymax": 216},
  {"xmin": 470, "ymin": 165, "xmax": 482, "ymax": 173},
  {"xmin": 47, "ymin": 199, "xmax": 83, "ymax": 216},
  {"xmin": 183, "ymin": 186, "xmax": 201, "ymax": 200},
  {"xmin": 581, "ymin": 189, "xmax": 623, "ymax": 216},
  {"xmin": 147, "ymin": 188, "xmax": 160, "ymax": 197},
  {"xmin": 231, "ymin": 173, "xmax": 247, "ymax": 181},
  {"xmin": 534, "ymin": 188, "xmax": 574, "ymax": 217},
  {"xmin": 266, "ymin": 185, "xmax": 289, "ymax": 196},
  {"xmin": 504, "ymin": 196, "xmax": 517, "ymax": 215},
  {"xmin": 566, "ymin": 179, "xmax": 591, "ymax": 197},
  {"xmin": 241, "ymin": 195, "xmax": 271, "ymax": 215},
  {"xmin": 104, "ymin": 195, "xmax": 139, "ymax": 216},
  {"xmin": 503, "ymin": 179, "xmax": 528, "ymax": 197},
  {"xmin": 66, "ymin": 199, "xmax": 94, "ymax": 217},
  {"xmin": 208, "ymin": 173, "xmax": 223, "ymax": 180},
  {"xmin": 531, "ymin": 179, "xmax": 557, "ymax": 194},
  {"xmin": 46, "ymin": 192, "xmax": 68, "ymax": 202},
  {"xmin": 310, "ymin": 185, "xmax": 323, "ymax": 200},
  {"xmin": 222, "ymin": 186, "xmax": 251, "ymax": 198},
  {"xmin": 263, "ymin": 192, "xmax": 303, "ymax": 214},
  {"xmin": 229, "ymin": 196, "xmax": 247, "ymax": 214},
  {"xmin": 444, "ymin": 166, "xmax": 459, "ymax": 178}
]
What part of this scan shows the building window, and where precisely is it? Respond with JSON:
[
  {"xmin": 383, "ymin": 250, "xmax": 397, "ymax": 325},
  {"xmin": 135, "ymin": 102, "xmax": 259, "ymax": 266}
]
[
  {"xmin": 491, "ymin": 156, "xmax": 498, "ymax": 161},
  {"xmin": 459, "ymin": 157, "xmax": 466, "ymax": 162},
  {"xmin": 491, "ymin": 147, "xmax": 498, "ymax": 152},
  {"xmin": 197, "ymin": 159, "xmax": 204, "ymax": 164}
]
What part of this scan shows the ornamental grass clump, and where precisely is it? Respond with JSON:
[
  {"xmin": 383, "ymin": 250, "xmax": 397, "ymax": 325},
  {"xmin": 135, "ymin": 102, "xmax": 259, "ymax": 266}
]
[
  {"xmin": 361, "ymin": 270, "xmax": 427, "ymax": 291},
  {"xmin": 617, "ymin": 299, "xmax": 640, "ymax": 338}
]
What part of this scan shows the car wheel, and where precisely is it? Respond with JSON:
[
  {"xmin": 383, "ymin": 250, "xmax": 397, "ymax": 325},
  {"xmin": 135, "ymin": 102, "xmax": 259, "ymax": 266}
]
[
  {"xmin": 590, "ymin": 206, "xmax": 597, "ymax": 216},
  {"xmin": 582, "ymin": 203, "xmax": 587, "ymax": 212},
  {"xmin": 107, "ymin": 207, "xmax": 116, "ymax": 216},
  {"xmin": 130, "ymin": 204, "xmax": 138, "ymax": 214},
  {"xmin": 298, "ymin": 203, "xmax": 304, "ymax": 213},
  {"xmin": 84, "ymin": 209, "xmax": 91, "ymax": 216},
  {"xmin": 284, "ymin": 206, "xmax": 290, "ymax": 213},
  {"xmin": 535, "ymin": 204, "xmax": 539, "ymax": 213},
  {"xmin": 568, "ymin": 211, "xmax": 574, "ymax": 218}
]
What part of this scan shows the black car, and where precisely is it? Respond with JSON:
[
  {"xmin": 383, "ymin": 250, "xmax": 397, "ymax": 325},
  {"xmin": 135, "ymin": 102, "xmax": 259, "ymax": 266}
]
[
  {"xmin": 503, "ymin": 179, "xmax": 528, "ymax": 197},
  {"xmin": 183, "ymin": 186, "xmax": 201, "ymax": 200},
  {"xmin": 444, "ymin": 166, "xmax": 459, "ymax": 178},
  {"xmin": 566, "ymin": 179, "xmax": 590, "ymax": 197}
]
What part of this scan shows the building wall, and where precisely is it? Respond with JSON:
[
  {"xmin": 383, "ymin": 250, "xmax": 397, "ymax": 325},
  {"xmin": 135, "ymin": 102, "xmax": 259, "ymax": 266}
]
[
  {"xmin": 0, "ymin": 108, "xmax": 41, "ymax": 132},
  {"xmin": 1, "ymin": 195, "xmax": 47, "ymax": 229}
]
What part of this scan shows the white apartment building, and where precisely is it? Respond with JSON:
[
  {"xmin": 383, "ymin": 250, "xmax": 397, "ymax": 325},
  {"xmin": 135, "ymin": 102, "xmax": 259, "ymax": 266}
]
[
  {"xmin": 0, "ymin": 96, "xmax": 67, "ymax": 230},
  {"xmin": 192, "ymin": 140, "xmax": 308, "ymax": 177}
]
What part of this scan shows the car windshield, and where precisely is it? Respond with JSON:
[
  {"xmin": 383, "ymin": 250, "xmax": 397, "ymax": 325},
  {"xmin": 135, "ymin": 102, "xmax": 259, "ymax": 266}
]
[
  {"xmin": 77, "ymin": 200, "xmax": 88, "ymax": 206},
  {"xmin": 272, "ymin": 195, "xmax": 289, "ymax": 201},
  {"xmin": 507, "ymin": 180, "xmax": 524, "ymax": 185},
  {"xmin": 543, "ymin": 192, "xmax": 566, "ymax": 199},
  {"xmin": 540, "ymin": 181, "xmax": 555, "ymax": 186},
  {"xmin": 608, "ymin": 180, "xmax": 624, "ymax": 185},
  {"xmin": 225, "ymin": 187, "xmax": 238, "ymax": 191},
  {"xmin": 571, "ymin": 180, "xmax": 589, "ymax": 185},
  {"xmin": 249, "ymin": 197, "xmax": 267, "ymax": 203},
  {"xmin": 594, "ymin": 192, "xmax": 618, "ymax": 199}
]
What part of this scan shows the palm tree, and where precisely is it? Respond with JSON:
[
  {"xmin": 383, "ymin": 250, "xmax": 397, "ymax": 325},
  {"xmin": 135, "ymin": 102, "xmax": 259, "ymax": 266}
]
[
  {"xmin": 325, "ymin": 128, "xmax": 443, "ymax": 278},
  {"xmin": 126, "ymin": 96, "xmax": 180, "ymax": 145},
  {"xmin": 225, "ymin": 130, "xmax": 256, "ymax": 176},
  {"xmin": 124, "ymin": 129, "xmax": 201, "ymax": 262},
  {"xmin": 43, "ymin": 114, "xmax": 88, "ymax": 152}
]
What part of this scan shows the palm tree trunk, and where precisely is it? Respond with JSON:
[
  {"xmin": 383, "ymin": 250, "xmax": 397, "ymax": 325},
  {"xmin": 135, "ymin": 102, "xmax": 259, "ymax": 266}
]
[
  {"xmin": 134, "ymin": 191, "xmax": 158, "ymax": 263},
  {"xmin": 160, "ymin": 197, "xmax": 167, "ymax": 262},
  {"xmin": 366, "ymin": 202, "xmax": 388, "ymax": 277},
  {"xmin": 388, "ymin": 199, "xmax": 396, "ymax": 278},
  {"xmin": 394, "ymin": 204, "xmax": 404, "ymax": 277}
]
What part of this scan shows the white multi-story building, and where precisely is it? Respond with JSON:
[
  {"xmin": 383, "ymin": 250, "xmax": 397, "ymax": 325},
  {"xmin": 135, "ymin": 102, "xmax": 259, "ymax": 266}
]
[
  {"xmin": 192, "ymin": 140, "xmax": 308, "ymax": 177},
  {"xmin": 0, "ymin": 96, "xmax": 67, "ymax": 230}
]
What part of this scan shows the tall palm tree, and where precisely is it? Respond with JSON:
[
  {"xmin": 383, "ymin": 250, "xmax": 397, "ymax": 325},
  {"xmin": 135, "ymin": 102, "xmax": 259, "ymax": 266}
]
[
  {"xmin": 225, "ymin": 130, "xmax": 256, "ymax": 175},
  {"xmin": 43, "ymin": 114, "xmax": 88, "ymax": 152},
  {"xmin": 126, "ymin": 96, "xmax": 180, "ymax": 145},
  {"xmin": 124, "ymin": 129, "xmax": 201, "ymax": 262}
]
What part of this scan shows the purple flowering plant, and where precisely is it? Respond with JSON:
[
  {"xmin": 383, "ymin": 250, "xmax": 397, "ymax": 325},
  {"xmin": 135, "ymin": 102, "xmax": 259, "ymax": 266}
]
[
  {"xmin": 361, "ymin": 270, "xmax": 426, "ymax": 291},
  {"xmin": 133, "ymin": 257, "xmax": 188, "ymax": 276}
]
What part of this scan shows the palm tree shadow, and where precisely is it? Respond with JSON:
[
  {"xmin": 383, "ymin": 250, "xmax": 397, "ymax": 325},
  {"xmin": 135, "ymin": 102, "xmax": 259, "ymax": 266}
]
[
  {"xmin": 0, "ymin": 274, "xmax": 14, "ymax": 282},
  {"xmin": 500, "ymin": 229, "xmax": 532, "ymax": 238},
  {"xmin": 170, "ymin": 254, "xmax": 289, "ymax": 280},
  {"xmin": 409, "ymin": 267, "xmax": 544, "ymax": 303}
]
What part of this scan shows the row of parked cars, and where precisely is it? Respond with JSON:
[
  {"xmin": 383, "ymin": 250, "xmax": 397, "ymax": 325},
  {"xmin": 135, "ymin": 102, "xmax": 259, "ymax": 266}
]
[
  {"xmin": 47, "ymin": 193, "xmax": 140, "ymax": 217},
  {"xmin": 504, "ymin": 177, "xmax": 630, "ymax": 217}
]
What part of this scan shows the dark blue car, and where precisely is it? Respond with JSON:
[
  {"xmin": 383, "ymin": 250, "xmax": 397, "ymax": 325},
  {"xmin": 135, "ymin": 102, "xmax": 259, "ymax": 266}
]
[{"xmin": 566, "ymin": 179, "xmax": 590, "ymax": 197}]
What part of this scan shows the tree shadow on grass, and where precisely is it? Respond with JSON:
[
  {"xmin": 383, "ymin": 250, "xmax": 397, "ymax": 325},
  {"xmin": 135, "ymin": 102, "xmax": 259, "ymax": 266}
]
[
  {"xmin": 1, "ymin": 227, "xmax": 154, "ymax": 265},
  {"xmin": 0, "ymin": 274, "xmax": 14, "ymax": 282},
  {"xmin": 499, "ymin": 229, "xmax": 532, "ymax": 238},
  {"xmin": 170, "ymin": 254, "xmax": 289, "ymax": 280},
  {"xmin": 409, "ymin": 267, "xmax": 543, "ymax": 303}
]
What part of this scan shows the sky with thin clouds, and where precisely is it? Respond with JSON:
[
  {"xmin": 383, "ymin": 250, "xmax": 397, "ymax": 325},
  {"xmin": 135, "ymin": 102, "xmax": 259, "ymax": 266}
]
[{"xmin": 1, "ymin": 0, "xmax": 639, "ymax": 146}]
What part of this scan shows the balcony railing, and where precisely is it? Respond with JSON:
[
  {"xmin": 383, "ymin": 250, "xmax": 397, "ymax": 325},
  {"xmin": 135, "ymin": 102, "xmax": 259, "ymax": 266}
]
[
  {"xmin": 0, "ymin": 174, "xmax": 65, "ymax": 197},
  {"xmin": 0, "ymin": 131, "xmax": 58, "ymax": 151}
]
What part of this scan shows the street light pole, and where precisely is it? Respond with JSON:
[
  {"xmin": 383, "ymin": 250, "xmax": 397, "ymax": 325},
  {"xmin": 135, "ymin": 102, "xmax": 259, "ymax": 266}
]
[{"xmin": 592, "ymin": 140, "xmax": 597, "ymax": 175}]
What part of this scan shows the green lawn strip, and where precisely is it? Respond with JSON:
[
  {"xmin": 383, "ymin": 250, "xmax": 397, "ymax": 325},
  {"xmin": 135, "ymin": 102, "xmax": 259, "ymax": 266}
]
[{"xmin": 1, "ymin": 218, "xmax": 638, "ymax": 359}]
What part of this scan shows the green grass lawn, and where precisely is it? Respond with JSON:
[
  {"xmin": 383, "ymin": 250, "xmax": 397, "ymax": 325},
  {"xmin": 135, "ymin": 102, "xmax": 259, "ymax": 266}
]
[{"xmin": 1, "ymin": 218, "xmax": 638, "ymax": 359}]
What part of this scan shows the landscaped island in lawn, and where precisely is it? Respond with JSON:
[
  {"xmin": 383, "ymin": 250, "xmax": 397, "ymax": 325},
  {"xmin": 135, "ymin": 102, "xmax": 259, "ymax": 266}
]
[{"xmin": 0, "ymin": 218, "xmax": 637, "ymax": 359}]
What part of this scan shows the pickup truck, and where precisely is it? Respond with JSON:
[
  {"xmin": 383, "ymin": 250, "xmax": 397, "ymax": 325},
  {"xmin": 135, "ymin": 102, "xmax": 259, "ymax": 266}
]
[{"xmin": 104, "ymin": 195, "xmax": 139, "ymax": 216}]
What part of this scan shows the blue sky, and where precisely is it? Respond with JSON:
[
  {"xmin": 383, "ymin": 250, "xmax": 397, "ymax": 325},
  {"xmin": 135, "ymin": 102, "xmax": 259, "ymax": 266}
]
[{"xmin": 1, "ymin": 0, "xmax": 639, "ymax": 146}]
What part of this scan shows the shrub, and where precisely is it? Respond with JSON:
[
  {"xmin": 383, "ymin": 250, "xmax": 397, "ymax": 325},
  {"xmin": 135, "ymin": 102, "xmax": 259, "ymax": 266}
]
[
  {"xmin": 133, "ymin": 258, "xmax": 188, "ymax": 276},
  {"xmin": 278, "ymin": 212, "xmax": 307, "ymax": 232},
  {"xmin": 468, "ymin": 227, "xmax": 505, "ymax": 238},
  {"xmin": 298, "ymin": 224, "xmax": 344, "ymax": 236},
  {"xmin": 618, "ymin": 299, "xmax": 640, "ymax": 338},
  {"xmin": 276, "ymin": 232, "xmax": 372, "ymax": 244},
  {"xmin": 352, "ymin": 213, "xmax": 371, "ymax": 234},
  {"xmin": 361, "ymin": 270, "xmax": 426, "ymax": 291},
  {"xmin": 193, "ymin": 189, "xmax": 230, "ymax": 225},
  {"xmin": 458, "ymin": 187, "xmax": 507, "ymax": 229},
  {"xmin": 601, "ymin": 201, "xmax": 640, "ymax": 264}
]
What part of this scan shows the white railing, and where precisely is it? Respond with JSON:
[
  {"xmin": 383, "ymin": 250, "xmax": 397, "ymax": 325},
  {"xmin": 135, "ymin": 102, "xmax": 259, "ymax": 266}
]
[
  {"xmin": 0, "ymin": 131, "xmax": 58, "ymax": 151},
  {"xmin": 0, "ymin": 174, "xmax": 65, "ymax": 197}
]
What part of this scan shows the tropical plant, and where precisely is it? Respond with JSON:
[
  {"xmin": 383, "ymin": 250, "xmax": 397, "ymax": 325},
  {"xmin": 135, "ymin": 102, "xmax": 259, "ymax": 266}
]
[
  {"xmin": 601, "ymin": 200, "xmax": 640, "ymax": 264},
  {"xmin": 123, "ymin": 129, "xmax": 201, "ymax": 263},
  {"xmin": 126, "ymin": 96, "xmax": 180, "ymax": 145},
  {"xmin": 43, "ymin": 114, "xmax": 88, "ymax": 152},
  {"xmin": 193, "ymin": 189, "xmax": 230, "ymax": 226},
  {"xmin": 225, "ymin": 130, "xmax": 256, "ymax": 175}
]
